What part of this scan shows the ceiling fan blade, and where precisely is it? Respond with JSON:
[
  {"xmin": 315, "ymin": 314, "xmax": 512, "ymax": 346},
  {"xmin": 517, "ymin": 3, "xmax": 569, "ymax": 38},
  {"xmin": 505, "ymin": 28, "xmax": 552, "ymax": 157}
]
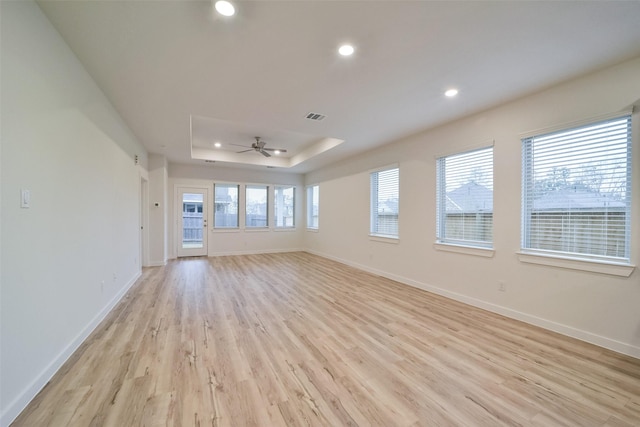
[
  {"xmin": 260, "ymin": 150, "xmax": 271, "ymax": 157},
  {"xmin": 262, "ymin": 148, "xmax": 287, "ymax": 152},
  {"xmin": 236, "ymin": 149, "xmax": 253, "ymax": 153},
  {"xmin": 230, "ymin": 143, "xmax": 252, "ymax": 148}
]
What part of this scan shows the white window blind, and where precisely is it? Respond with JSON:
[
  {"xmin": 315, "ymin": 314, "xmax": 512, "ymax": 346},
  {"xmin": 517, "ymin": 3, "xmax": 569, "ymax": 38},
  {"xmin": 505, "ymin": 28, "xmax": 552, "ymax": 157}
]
[
  {"xmin": 370, "ymin": 167, "xmax": 399, "ymax": 238},
  {"xmin": 306, "ymin": 185, "xmax": 319, "ymax": 229},
  {"xmin": 245, "ymin": 185, "xmax": 268, "ymax": 228},
  {"xmin": 522, "ymin": 115, "xmax": 631, "ymax": 262},
  {"xmin": 214, "ymin": 183, "xmax": 239, "ymax": 228},
  {"xmin": 275, "ymin": 185, "xmax": 295, "ymax": 228},
  {"xmin": 436, "ymin": 147, "xmax": 493, "ymax": 248}
]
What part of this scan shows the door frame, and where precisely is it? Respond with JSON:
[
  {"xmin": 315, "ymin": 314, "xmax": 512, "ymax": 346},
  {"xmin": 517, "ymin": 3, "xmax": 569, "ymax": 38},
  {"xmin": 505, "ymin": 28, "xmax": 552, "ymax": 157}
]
[{"xmin": 176, "ymin": 186, "xmax": 209, "ymax": 257}]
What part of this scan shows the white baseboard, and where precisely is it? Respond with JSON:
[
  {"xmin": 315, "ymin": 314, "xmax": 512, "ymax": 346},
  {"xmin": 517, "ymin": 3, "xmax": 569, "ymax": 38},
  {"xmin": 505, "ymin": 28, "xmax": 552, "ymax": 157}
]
[
  {"xmin": 304, "ymin": 249, "xmax": 640, "ymax": 359},
  {"xmin": 208, "ymin": 248, "xmax": 302, "ymax": 257},
  {"xmin": 1, "ymin": 270, "xmax": 142, "ymax": 427},
  {"xmin": 145, "ymin": 260, "xmax": 167, "ymax": 267}
]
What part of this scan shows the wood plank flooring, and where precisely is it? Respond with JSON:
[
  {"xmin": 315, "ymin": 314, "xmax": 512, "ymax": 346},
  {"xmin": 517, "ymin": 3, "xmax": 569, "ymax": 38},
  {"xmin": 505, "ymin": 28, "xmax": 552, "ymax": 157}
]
[{"xmin": 12, "ymin": 252, "xmax": 640, "ymax": 426}]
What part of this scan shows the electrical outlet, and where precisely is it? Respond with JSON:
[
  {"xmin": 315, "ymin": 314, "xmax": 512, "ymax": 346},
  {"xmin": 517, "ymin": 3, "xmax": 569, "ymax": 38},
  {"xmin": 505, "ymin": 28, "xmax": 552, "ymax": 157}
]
[
  {"xmin": 101, "ymin": 281, "xmax": 105, "ymax": 293},
  {"xmin": 498, "ymin": 281, "xmax": 506, "ymax": 292}
]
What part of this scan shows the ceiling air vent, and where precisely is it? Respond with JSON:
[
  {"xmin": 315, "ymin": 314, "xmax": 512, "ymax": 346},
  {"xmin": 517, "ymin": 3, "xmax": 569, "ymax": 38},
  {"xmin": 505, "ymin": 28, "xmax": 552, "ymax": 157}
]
[{"xmin": 305, "ymin": 112, "xmax": 326, "ymax": 121}]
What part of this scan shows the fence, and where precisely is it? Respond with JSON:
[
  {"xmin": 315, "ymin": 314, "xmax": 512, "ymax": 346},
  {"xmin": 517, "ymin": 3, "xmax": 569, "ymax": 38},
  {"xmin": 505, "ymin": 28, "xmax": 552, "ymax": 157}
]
[{"xmin": 183, "ymin": 212, "xmax": 203, "ymax": 243}]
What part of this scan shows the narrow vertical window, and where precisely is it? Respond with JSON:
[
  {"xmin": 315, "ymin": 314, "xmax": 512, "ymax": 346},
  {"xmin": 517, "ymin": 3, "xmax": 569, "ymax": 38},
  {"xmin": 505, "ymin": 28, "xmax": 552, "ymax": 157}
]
[
  {"xmin": 214, "ymin": 183, "xmax": 239, "ymax": 228},
  {"xmin": 275, "ymin": 185, "xmax": 295, "ymax": 228},
  {"xmin": 245, "ymin": 185, "xmax": 268, "ymax": 228},
  {"xmin": 522, "ymin": 115, "xmax": 631, "ymax": 262},
  {"xmin": 370, "ymin": 166, "xmax": 399, "ymax": 238},
  {"xmin": 306, "ymin": 185, "xmax": 319, "ymax": 229},
  {"xmin": 436, "ymin": 146, "xmax": 494, "ymax": 248}
]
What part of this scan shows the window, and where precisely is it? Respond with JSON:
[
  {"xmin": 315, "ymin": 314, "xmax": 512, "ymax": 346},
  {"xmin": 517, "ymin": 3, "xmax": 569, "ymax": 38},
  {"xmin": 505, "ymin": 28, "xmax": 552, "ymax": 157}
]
[
  {"xmin": 370, "ymin": 167, "xmax": 399, "ymax": 238},
  {"xmin": 246, "ymin": 185, "xmax": 268, "ymax": 228},
  {"xmin": 436, "ymin": 146, "xmax": 493, "ymax": 248},
  {"xmin": 275, "ymin": 185, "xmax": 295, "ymax": 228},
  {"xmin": 522, "ymin": 115, "xmax": 631, "ymax": 262},
  {"xmin": 306, "ymin": 185, "xmax": 319, "ymax": 229},
  {"xmin": 214, "ymin": 183, "xmax": 239, "ymax": 228}
]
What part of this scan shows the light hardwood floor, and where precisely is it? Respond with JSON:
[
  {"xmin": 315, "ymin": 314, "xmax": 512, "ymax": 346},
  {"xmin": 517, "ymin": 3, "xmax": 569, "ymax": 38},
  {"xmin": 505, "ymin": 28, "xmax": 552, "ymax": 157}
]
[{"xmin": 12, "ymin": 252, "xmax": 640, "ymax": 426}]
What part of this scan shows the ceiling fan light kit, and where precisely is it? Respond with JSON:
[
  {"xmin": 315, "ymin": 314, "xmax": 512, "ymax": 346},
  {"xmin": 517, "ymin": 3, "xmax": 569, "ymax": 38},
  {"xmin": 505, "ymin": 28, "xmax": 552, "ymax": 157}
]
[{"xmin": 234, "ymin": 137, "xmax": 287, "ymax": 158}]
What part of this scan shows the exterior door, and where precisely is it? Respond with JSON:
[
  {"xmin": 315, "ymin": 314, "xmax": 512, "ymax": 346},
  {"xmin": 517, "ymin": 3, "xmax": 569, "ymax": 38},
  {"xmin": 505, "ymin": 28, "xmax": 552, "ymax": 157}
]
[{"xmin": 177, "ymin": 188, "xmax": 208, "ymax": 257}]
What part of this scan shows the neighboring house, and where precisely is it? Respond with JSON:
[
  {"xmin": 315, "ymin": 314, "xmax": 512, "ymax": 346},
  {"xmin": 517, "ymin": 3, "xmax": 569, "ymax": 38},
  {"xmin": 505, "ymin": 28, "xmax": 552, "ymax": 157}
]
[
  {"xmin": 529, "ymin": 187, "xmax": 626, "ymax": 258},
  {"xmin": 444, "ymin": 182, "xmax": 626, "ymax": 258},
  {"xmin": 445, "ymin": 182, "xmax": 493, "ymax": 242}
]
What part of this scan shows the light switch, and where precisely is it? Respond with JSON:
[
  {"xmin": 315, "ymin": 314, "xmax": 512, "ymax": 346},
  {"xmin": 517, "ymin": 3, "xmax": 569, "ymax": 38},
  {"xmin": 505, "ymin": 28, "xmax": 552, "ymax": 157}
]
[{"xmin": 21, "ymin": 189, "xmax": 30, "ymax": 208}]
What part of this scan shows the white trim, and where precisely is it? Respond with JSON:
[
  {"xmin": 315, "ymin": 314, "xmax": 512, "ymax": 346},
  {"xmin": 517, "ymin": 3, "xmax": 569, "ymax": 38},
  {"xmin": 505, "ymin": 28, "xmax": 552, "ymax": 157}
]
[
  {"xmin": 244, "ymin": 227, "xmax": 270, "ymax": 232},
  {"xmin": 208, "ymin": 248, "xmax": 302, "ymax": 257},
  {"xmin": 369, "ymin": 235, "xmax": 399, "ymax": 244},
  {"xmin": 434, "ymin": 242, "xmax": 495, "ymax": 258},
  {"xmin": 146, "ymin": 260, "xmax": 167, "ymax": 267},
  {"xmin": 273, "ymin": 227, "xmax": 297, "ymax": 232},
  {"xmin": 517, "ymin": 251, "xmax": 635, "ymax": 277},
  {"xmin": 0, "ymin": 271, "xmax": 141, "ymax": 427},
  {"xmin": 433, "ymin": 140, "xmax": 494, "ymax": 160},
  {"xmin": 518, "ymin": 109, "xmax": 633, "ymax": 139},
  {"xmin": 304, "ymin": 249, "xmax": 640, "ymax": 359},
  {"xmin": 212, "ymin": 228, "xmax": 240, "ymax": 233},
  {"xmin": 306, "ymin": 227, "xmax": 319, "ymax": 232}
]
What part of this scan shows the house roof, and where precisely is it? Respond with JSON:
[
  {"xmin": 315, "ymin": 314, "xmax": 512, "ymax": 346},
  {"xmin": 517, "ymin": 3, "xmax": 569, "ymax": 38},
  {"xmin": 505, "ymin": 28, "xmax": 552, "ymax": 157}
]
[
  {"xmin": 445, "ymin": 183, "xmax": 625, "ymax": 213},
  {"xmin": 446, "ymin": 182, "xmax": 493, "ymax": 213},
  {"xmin": 532, "ymin": 188, "xmax": 626, "ymax": 211}
]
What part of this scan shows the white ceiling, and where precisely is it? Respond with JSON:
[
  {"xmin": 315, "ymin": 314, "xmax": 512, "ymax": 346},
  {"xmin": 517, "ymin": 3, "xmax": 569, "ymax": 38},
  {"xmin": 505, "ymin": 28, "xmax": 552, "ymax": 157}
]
[{"xmin": 37, "ymin": 0, "xmax": 640, "ymax": 174}]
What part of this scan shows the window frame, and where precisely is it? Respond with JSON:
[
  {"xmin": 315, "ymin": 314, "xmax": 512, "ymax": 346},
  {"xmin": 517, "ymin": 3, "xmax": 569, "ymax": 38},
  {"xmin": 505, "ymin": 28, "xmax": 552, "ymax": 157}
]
[
  {"xmin": 274, "ymin": 185, "xmax": 296, "ymax": 229},
  {"xmin": 213, "ymin": 183, "xmax": 240, "ymax": 229},
  {"xmin": 519, "ymin": 113, "xmax": 634, "ymax": 275},
  {"xmin": 436, "ymin": 145, "xmax": 494, "ymax": 250},
  {"xmin": 370, "ymin": 165, "xmax": 400, "ymax": 240},
  {"xmin": 245, "ymin": 184, "xmax": 269, "ymax": 229},
  {"xmin": 306, "ymin": 185, "xmax": 319, "ymax": 230}
]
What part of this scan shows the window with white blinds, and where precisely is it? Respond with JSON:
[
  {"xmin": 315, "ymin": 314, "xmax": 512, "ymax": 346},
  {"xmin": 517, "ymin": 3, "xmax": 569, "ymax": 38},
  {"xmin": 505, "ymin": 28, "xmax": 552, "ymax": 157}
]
[
  {"xmin": 436, "ymin": 147, "xmax": 493, "ymax": 248},
  {"xmin": 521, "ymin": 115, "xmax": 631, "ymax": 262},
  {"xmin": 370, "ymin": 167, "xmax": 399, "ymax": 238},
  {"xmin": 306, "ymin": 185, "xmax": 319, "ymax": 229},
  {"xmin": 275, "ymin": 185, "xmax": 295, "ymax": 228}
]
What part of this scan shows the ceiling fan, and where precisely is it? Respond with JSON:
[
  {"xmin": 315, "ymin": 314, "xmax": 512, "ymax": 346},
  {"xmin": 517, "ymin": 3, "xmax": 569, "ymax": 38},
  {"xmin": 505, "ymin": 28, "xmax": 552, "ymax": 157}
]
[{"xmin": 232, "ymin": 137, "xmax": 287, "ymax": 158}]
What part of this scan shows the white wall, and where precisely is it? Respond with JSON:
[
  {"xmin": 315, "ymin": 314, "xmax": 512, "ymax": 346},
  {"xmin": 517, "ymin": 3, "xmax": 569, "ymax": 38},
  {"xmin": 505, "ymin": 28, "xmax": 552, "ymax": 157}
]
[
  {"xmin": 0, "ymin": 2, "xmax": 148, "ymax": 425},
  {"xmin": 168, "ymin": 164, "xmax": 304, "ymax": 258},
  {"xmin": 304, "ymin": 57, "xmax": 640, "ymax": 358},
  {"xmin": 148, "ymin": 154, "xmax": 168, "ymax": 266}
]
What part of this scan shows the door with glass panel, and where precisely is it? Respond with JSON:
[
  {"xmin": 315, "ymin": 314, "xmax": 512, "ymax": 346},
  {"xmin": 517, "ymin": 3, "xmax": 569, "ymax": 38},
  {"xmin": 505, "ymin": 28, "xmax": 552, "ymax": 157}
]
[{"xmin": 177, "ymin": 188, "xmax": 208, "ymax": 257}]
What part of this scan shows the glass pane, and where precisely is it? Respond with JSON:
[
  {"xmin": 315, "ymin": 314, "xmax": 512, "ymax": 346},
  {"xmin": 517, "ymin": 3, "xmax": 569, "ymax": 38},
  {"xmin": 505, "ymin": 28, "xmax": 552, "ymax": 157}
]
[
  {"xmin": 275, "ymin": 186, "xmax": 295, "ymax": 227},
  {"xmin": 214, "ymin": 184, "xmax": 239, "ymax": 228},
  {"xmin": 246, "ymin": 185, "xmax": 268, "ymax": 228},
  {"xmin": 182, "ymin": 193, "xmax": 203, "ymax": 249}
]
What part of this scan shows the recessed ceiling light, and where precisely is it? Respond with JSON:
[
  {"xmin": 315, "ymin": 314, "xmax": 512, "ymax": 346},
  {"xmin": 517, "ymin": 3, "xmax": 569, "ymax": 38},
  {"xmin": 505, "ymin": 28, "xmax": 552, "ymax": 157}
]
[
  {"xmin": 215, "ymin": 0, "xmax": 235, "ymax": 17},
  {"xmin": 214, "ymin": 142, "xmax": 222, "ymax": 148},
  {"xmin": 338, "ymin": 44, "xmax": 355, "ymax": 56},
  {"xmin": 445, "ymin": 88, "xmax": 459, "ymax": 97},
  {"xmin": 274, "ymin": 150, "xmax": 281, "ymax": 155}
]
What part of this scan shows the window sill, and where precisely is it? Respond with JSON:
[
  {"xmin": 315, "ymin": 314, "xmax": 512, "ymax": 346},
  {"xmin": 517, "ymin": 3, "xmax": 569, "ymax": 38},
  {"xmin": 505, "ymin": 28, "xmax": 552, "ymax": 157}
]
[
  {"xmin": 274, "ymin": 227, "xmax": 296, "ymax": 232},
  {"xmin": 517, "ymin": 251, "xmax": 635, "ymax": 277},
  {"xmin": 369, "ymin": 235, "xmax": 399, "ymax": 244},
  {"xmin": 212, "ymin": 228, "xmax": 240, "ymax": 233},
  {"xmin": 434, "ymin": 242, "xmax": 495, "ymax": 258},
  {"xmin": 306, "ymin": 227, "xmax": 319, "ymax": 233},
  {"xmin": 244, "ymin": 227, "xmax": 269, "ymax": 232}
]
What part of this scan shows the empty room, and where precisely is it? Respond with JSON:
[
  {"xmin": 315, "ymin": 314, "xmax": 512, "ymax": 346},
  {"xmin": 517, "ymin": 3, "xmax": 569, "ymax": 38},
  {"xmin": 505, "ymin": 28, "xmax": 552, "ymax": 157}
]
[{"xmin": 2, "ymin": 1, "xmax": 640, "ymax": 426}]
